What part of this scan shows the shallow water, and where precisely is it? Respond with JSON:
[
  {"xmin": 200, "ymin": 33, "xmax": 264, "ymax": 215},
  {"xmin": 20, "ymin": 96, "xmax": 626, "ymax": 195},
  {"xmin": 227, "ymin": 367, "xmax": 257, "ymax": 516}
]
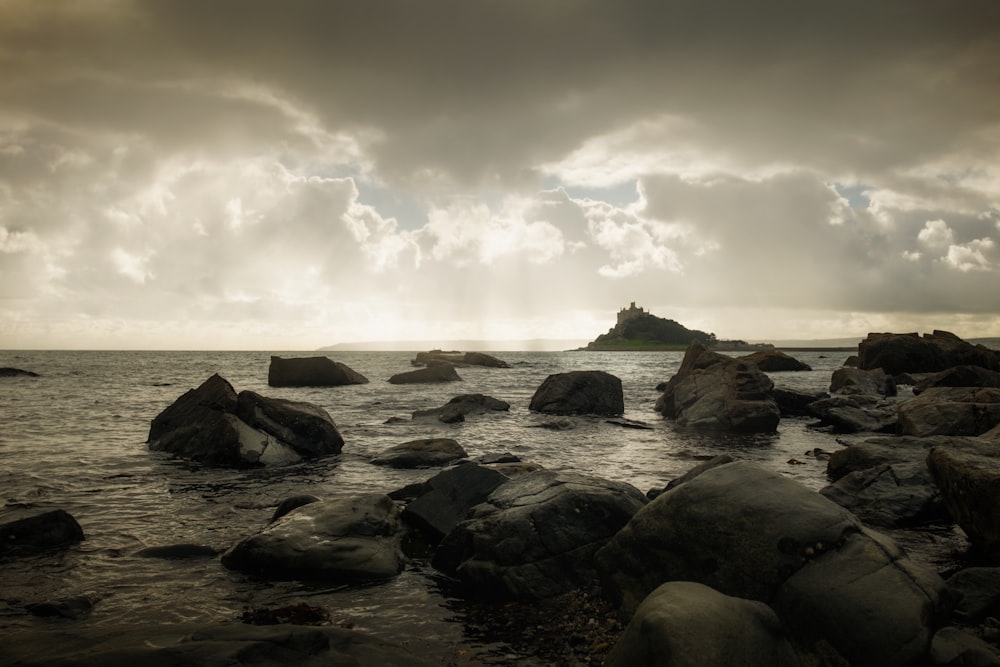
[{"xmin": 0, "ymin": 348, "xmax": 874, "ymax": 661}]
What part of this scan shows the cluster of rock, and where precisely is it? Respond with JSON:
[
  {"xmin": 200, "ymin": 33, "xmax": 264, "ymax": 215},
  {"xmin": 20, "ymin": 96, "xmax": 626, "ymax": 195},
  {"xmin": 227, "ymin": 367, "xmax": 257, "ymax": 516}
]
[{"xmin": 147, "ymin": 373, "xmax": 345, "ymax": 467}]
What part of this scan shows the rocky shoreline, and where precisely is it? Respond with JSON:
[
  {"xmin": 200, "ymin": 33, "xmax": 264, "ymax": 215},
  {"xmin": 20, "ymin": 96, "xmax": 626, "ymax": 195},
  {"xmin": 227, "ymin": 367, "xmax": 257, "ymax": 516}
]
[{"xmin": 5, "ymin": 333, "xmax": 1000, "ymax": 665}]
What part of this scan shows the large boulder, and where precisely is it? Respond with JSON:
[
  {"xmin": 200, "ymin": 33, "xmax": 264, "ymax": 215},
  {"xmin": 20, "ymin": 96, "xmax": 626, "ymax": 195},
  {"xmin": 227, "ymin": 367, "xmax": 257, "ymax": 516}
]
[
  {"xmin": 858, "ymin": 330, "xmax": 1000, "ymax": 376},
  {"xmin": 147, "ymin": 375, "xmax": 344, "ymax": 467},
  {"xmin": 605, "ymin": 581, "xmax": 799, "ymax": 667},
  {"xmin": 236, "ymin": 391, "xmax": 344, "ymax": 457},
  {"xmin": 267, "ymin": 355, "xmax": 369, "ymax": 386},
  {"xmin": 655, "ymin": 342, "xmax": 779, "ymax": 432},
  {"xmin": 0, "ymin": 623, "xmax": 437, "ymax": 667},
  {"xmin": 402, "ymin": 463, "xmax": 510, "ymax": 543},
  {"xmin": 898, "ymin": 387, "xmax": 1000, "ymax": 437},
  {"xmin": 830, "ymin": 366, "xmax": 897, "ymax": 396},
  {"xmin": 388, "ymin": 365, "xmax": 462, "ymax": 384},
  {"xmin": 739, "ymin": 349, "xmax": 812, "ymax": 372},
  {"xmin": 432, "ymin": 469, "xmax": 647, "ymax": 599},
  {"xmin": 411, "ymin": 393, "xmax": 510, "ymax": 423},
  {"xmin": 595, "ymin": 461, "xmax": 945, "ymax": 667},
  {"xmin": 927, "ymin": 440, "xmax": 1000, "ymax": 558},
  {"xmin": 370, "ymin": 438, "xmax": 468, "ymax": 469},
  {"xmin": 0, "ymin": 509, "xmax": 85, "ymax": 557},
  {"xmin": 221, "ymin": 494, "xmax": 405, "ymax": 581},
  {"xmin": 528, "ymin": 370, "xmax": 624, "ymax": 416}
]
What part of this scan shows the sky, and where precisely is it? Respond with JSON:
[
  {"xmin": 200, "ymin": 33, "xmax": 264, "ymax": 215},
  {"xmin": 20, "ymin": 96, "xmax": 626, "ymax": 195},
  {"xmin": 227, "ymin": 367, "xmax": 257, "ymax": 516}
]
[{"xmin": 1, "ymin": 1, "xmax": 999, "ymax": 350}]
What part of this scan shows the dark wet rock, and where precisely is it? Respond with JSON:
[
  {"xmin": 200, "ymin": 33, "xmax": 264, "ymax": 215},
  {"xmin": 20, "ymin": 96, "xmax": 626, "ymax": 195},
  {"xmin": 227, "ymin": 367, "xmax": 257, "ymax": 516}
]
[
  {"xmin": 739, "ymin": 349, "xmax": 812, "ymax": 372},
  {"xmin": 134, "ymin": 543, "xmax": 219, "ymax": 559},
  {"xmin": 915, "ymin": 365, "xmax": 1000, "ymax": 395},
  {"xmin": 0, "ymin": 367, "xmax": 39, "ymax": 377},
  {"xmin": 267, "ymin": 355, "xmax": 369, "ymax": 387},
  {"xmin": 772, "ymin": 386, "xmax": 828, "ymax": 416},
  {"xmin": 370, "ymin": 438, "xmax": 468, "ymax": 468},
  {"xmin": 0, "ymin": 508, "xmax": 84, "ymax": 557},
  {"xmin": 388, "ymin": 365, "xmax": 462, "ymax": 384},
  {"xmin": 928, "ymin": 440, "xmax": 1000, "ymax": 557},
  {"xmin": 411, "ymin": 393, "xmax": 510, "ymax": 423},
  {"xmin": 236, "ymin": 391, "xmax": 344, "ymax": 457},
  {"xmin": 605, "ymin": 581, "xmax": 799, "ymax": 667},
  {"xmin": 148, "ymin": 374, "xmax": 343, "ymax": 467},
  {"xmin": 0, "ymin": 623, "xmax": 437, "ymax": 667},
  {"xmin": 664, "ymin": 453, "xmax": 736, "ymax": 492},
  {"xmin": 222, "ymin": 494, "xmax": 404, "ymax": 582},
  {"xmin": 25, "ymin": 595, "xmax": 94, "ymax": 620},
  {"xmin": 858, "ymin": 330, "xmax": 1000, "ymax": 376},
  {"xmin": 433, "ymin": 469, "xmax": 648, "ymax": 599},
  {"xmin": 604, "ymin": 417, "xmax": 654, "ymax": 430},
  {"xmin": 826, "ymin": 435, "xmax": 947, "ymax": 480},
  {"xmin": 270, "ymin": 494, "xmax": 322, "ymax": 523},
  {"xmin": 529, "ymin": 370, "xmax": 624, "ymax": 416},
  {"xmin": 820, "ymin": 461, "xmax": 946, "ymax": 528},
  {"xmin": 402, "ymin": 463, "xmax": 509, "ymax": 543},
  {"xmin": 946, "ymin": 567, "xmax": 1000, "ymax": 623},
  {"xmin": 830, "ymin": 366, "xmax": 897, "ymax": 396},
  {"xmin": 807, "ymin": 393, "xmax": 897, "ymax": 433},
  {"xmin": 899, "ymin": 387, "xmax": 1000, "ymax": 437},
  {"xmin": 476, "ymin": 452, "xmax": 521, "ymax": 465},
  {"xmin": 655, "ymin": 341, "xmax": 779, "ymax": 432},
  {"xmin": 930, "ymin": 626, "xmax": 1000, "ymax": 667},
  {"xmin": 596, "ymin": 461, "xmax": 945, "ymax": 667},
  {"xmin": 413, "ymin": 350, "xmax": 510, "ymax": 368}
]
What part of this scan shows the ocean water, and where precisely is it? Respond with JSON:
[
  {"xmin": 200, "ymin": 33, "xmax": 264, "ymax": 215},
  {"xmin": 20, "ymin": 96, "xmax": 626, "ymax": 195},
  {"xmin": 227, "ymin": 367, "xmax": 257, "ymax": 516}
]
[{"xmin": 0, "ymin": 348, "xmax": 857, "ymax": 662}]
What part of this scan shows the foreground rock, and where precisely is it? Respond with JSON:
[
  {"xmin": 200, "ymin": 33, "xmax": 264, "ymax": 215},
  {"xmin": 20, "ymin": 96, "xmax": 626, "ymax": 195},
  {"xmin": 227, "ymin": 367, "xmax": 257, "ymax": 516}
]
[
  {"xmin": 371, "ymin": 438, "xmax": 468, "ymax": 468},
  {"xmin": 596, "ymin": 461, "xmax": 945, "ymax": 667},
  {"xmin": 806, "ymin": 394, "xmax": 897, "ymax": 433},
  {"xmin": 898, "ymin": 387, "xmax": 1000, "ymax": 437},
  {"xmin": 388, "ymin": 365, "xmax": 462, "ymax": 384},
  {"xmin": 433, "ymin": 469, "xmax": 647, "ymax": 599},
  {"xmin": 222, "ymin": 494, "xmax": 404, "ymax": 581},
  {"xmin": 267, "ymin": 355, "xmax": 369, "ymax": 386},
  {"xmin": 411, "ymin": 393, "xmax": 510, "ymax": 423},
  {"xmin": 655, "ymin": 341, "xmax": 779, "ymax": 432},
  {"xmin": 0, "ymin": 509, "xmax": 85, "ymax": 557},
  {"xmin": 927, "ymin": 440, "xmax": 1000, "ymax": 558},
  {"xmin": 529, "ymin": 370, "xmax": 624, "ymax": 416},
  {"xmin": 0, "ymin": 623, "xmax": 436, "ymax": 666},
  {"xmin": 858, "ymin": 330, "xmax": 1000, "ymax": 376},
  {"xmin": 606, "ymin": 581, "xmax": 799, "ymax": 667},
  {"xmin": 147, "ymin": 374, "xmax": 344, "ymax": 467},
  {"xmin": 413, "ymin": 350, "xmax": 510, "ymax": 368}
]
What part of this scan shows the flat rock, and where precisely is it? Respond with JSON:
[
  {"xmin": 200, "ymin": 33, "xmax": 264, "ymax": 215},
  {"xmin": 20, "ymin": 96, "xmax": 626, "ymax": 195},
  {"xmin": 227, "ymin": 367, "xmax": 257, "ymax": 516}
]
[
  {"xmin": 371, "ymin": 438, "xmax": 468, "ymax": 468},
  {"xmin": 388, "ymin": 365, "xmax": 462, "ymax": 384}
]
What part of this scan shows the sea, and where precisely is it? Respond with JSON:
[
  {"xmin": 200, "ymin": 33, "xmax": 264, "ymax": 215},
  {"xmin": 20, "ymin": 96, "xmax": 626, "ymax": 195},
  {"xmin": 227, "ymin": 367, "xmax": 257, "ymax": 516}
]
[{"xmin": 0, "ymin": 348, "xmax": 918, "ymax": 663}]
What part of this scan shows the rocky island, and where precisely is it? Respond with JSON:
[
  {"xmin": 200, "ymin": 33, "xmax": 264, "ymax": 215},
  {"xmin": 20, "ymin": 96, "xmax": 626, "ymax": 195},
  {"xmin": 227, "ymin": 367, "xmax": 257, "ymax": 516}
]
[{"xmin": 584, "ymin": 302, "xmax": 771, "ymax": 351}]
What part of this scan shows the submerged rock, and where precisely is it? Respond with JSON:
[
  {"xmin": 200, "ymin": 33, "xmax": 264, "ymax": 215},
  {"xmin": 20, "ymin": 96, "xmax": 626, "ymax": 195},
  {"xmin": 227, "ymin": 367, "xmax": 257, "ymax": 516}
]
[
  {"xmin": 0, "ymin": 623, "xmax": 436, "ymax": 667},
  {"xmin": 528, "ymin": 370, "xmax": 624, "ymax": 416},
  {"xmin": 0, "ymin": 367, "xmax": 39, "ymax": 378},
  {"xmin": 222, "ymin": 494, "xmax": 405, "ymax": 582},
  {"xmin": 371, "ymin": 438, "xmax": 468, "ymax": 468},
  {"xmin": 388, "ymin": 365, "xmax": 462, "ymax": 384},
  {"xmin": 267, "ymin": 355, "xmax": 369, "ymax": 386},
  {"xmin": 0, "ymin": 509, "xmax": 85, "ymax": 557},
  {"xmin": 411, "ymin": 393, "xmax": 510, "ymax": 423},
  {"xmin": 413, "ymin": 350, "xmax": 510, "ymax": 368}
]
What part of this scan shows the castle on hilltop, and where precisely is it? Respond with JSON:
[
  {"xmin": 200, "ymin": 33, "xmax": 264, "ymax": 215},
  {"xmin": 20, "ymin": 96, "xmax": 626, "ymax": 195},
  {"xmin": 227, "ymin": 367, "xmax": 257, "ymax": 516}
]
[{"xmin": 616, "ymin": 302, "xmax": 646, "ymax": 326}]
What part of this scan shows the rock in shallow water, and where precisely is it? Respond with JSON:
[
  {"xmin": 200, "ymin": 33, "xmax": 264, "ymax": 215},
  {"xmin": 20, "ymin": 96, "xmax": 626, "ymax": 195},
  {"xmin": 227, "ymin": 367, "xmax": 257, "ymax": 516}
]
[{"xmin": 0, "ymin": 508, "xmax": 84, "ymax": 557}]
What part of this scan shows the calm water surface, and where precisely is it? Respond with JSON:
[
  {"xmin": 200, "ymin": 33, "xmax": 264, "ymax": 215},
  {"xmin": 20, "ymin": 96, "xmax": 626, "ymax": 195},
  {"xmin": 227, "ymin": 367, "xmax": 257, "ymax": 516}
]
[{"xmin": 0, "ymin": 349, "xmax": 855, "ymax": 662}]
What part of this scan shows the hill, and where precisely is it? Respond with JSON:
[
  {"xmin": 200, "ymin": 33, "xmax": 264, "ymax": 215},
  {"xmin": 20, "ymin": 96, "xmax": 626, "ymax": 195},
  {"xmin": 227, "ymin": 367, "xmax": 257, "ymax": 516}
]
[{"xmin": 585, "ymin": 303, "xmax": 717, "ymax": 351}]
